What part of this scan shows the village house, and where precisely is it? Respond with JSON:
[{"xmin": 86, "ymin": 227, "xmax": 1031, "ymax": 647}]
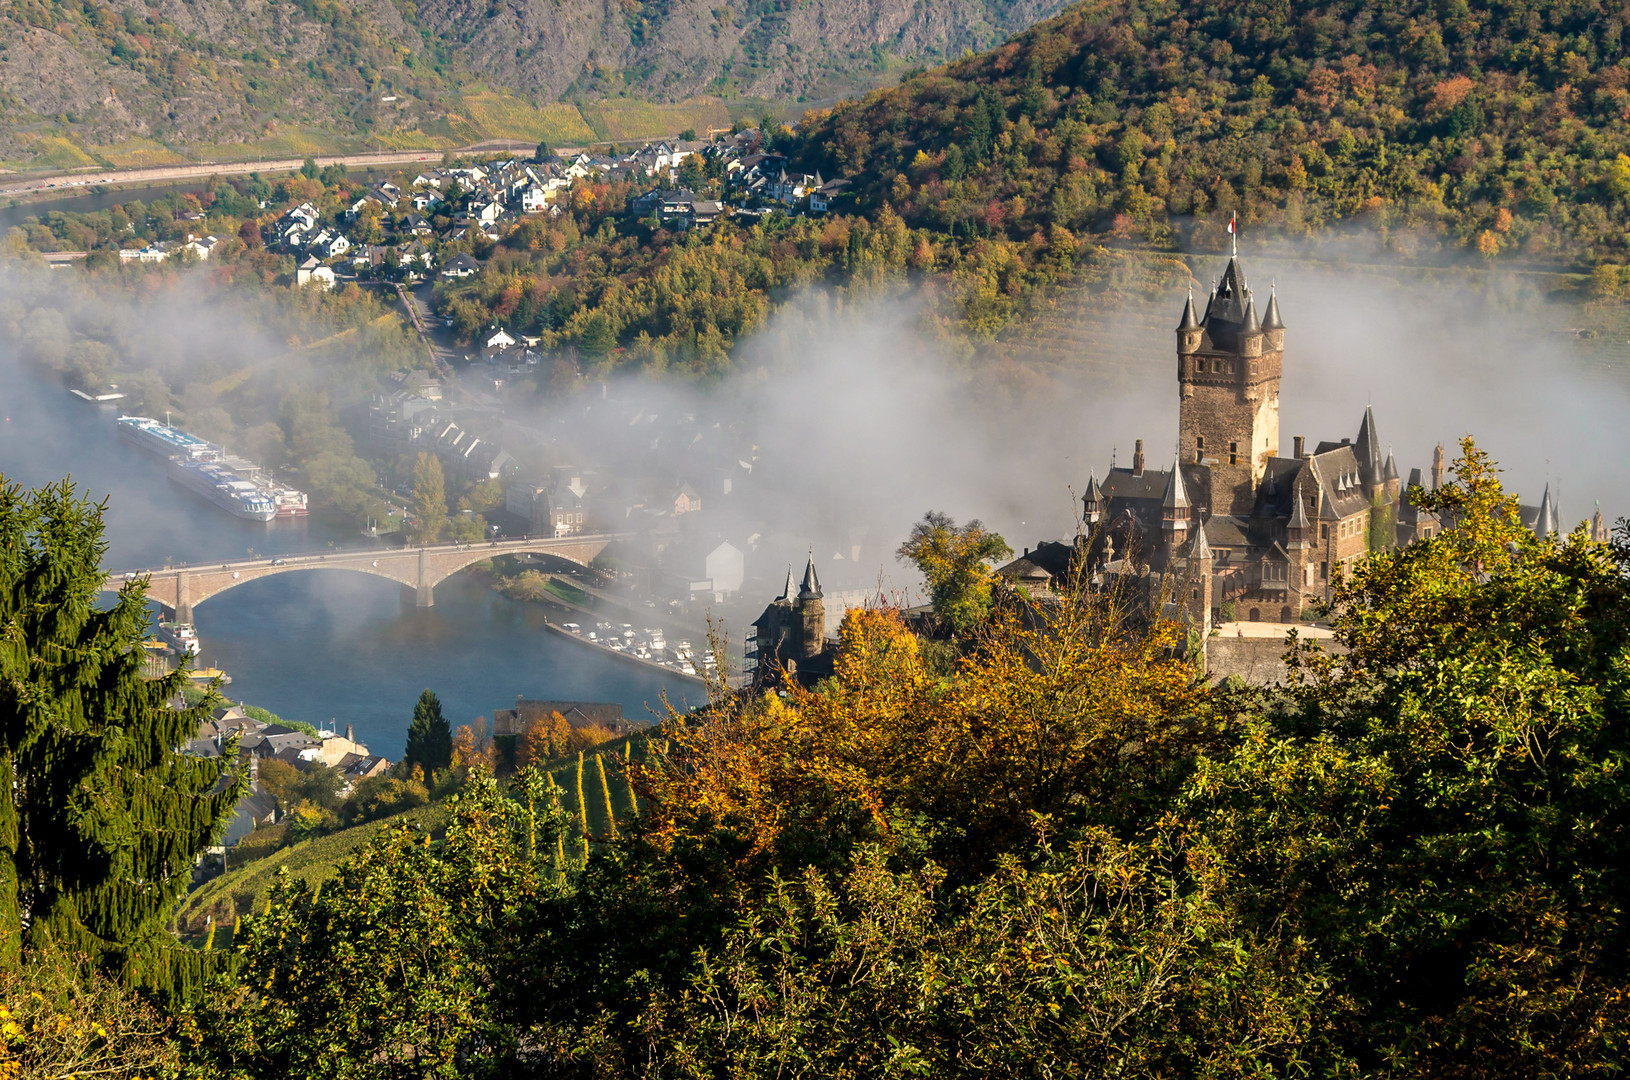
[{"xmin": 440, "ymin": 252, "xmax": 483, "ymax": 279}]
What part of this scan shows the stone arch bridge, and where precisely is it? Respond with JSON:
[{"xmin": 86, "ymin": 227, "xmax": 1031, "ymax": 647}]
[{"xmin": 102, "ymin": 533, "xmax": 627, "ymax": 623}]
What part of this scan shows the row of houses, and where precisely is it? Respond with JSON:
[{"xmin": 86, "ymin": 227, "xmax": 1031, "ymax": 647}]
[{"xmin": 368, "ymin": 388, "xmax": 516, "ymax": 483}]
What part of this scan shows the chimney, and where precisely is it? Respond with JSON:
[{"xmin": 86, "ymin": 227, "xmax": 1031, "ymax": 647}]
[
  {"xmin": 1293, "ymin": 435, "xmax": 1305, "ymax": 458},
  {"xmin": 1132, "ymin": 439, "xmax": 1145, "ymax": 477},
  {"xmin": 346, "ymin": 724, "xmax": 354, "ymax": 743}
]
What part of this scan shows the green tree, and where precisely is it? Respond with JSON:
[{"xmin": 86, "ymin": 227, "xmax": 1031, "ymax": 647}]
[
  {"xmin": 896, "ymin": 510, "xmax": 1013, "ymax": 634},
  {"xmin": 0, "ymin": 478, "xmax": 242, "ymax": 993},
  {"xmin": 186, "ymin": 773, "xmax": 560, "ymax": 1078},
  {"xmin": 1189, "ymin": 439, "xmax": 1630, "ymax": 1074},
  {"xmin": 408, "ymin": 451, "xmax": 446, "ymax": 545},
  {"xmin": 403, "ymin": 689, "xmax": 452, "ymax": 780}
]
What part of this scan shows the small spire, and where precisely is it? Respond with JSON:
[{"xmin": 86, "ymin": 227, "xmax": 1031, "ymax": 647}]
[
  {"xmin": 1241, "ymin": 292, "xmax": 1262, "ymax": 334},
  {"xmin": 1083, "ymin": 470, "xmax": 1105, "ymax": 505},
  {"xmin": 1178, "ymin": 288, "xmax": 1200, "ymax": 331},
  {"xmin": 778, "ymin": 565, "xmax": 793, "ymax": 600},
  {"xmin": 1161, "ymin": 455, "xmax": 1191, "ymax": 512},
  {"xmin": 1534, "ymin": 483, "xmax": 1556, "ymax": 539},
  {"xmin": 1189, "ymin": 520, "xmax": 1213, "ymax": 559},
  {"xmin": 1263, "ymin": 281, "xmax": 1284, "ymax": 330},
  {"xmin": 798, "ymin": 554, "xmax": 823, "ymax": 600}
]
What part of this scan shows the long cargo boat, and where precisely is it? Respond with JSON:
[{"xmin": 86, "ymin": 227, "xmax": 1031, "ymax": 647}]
[
  {"xmin": 117, "ymin": 415, "xmax": 307, "ymax": 520},
  {"xmin": 168, "ymin": 458, "xmax": 278, "ymax": 521},
  {"xmin": 118, "ymin": 415, "xmax": 220, "ymax": 461}
]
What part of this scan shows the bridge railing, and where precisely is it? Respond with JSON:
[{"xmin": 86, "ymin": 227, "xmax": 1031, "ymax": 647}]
[{"xmin": 102, "ymin": 532, "xmax": 632, "ymax": 584}]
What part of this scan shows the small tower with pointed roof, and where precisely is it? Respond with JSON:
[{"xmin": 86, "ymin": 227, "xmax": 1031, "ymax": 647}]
[
  {"xmin": 1184, "ymin": 520, "xmax": 1214, "ymax": 635},
  {"xmin": 797, "ymin": 556, "xmax": 825, "ymax": 659},
  {"xmin": 1176, "ymin": 247, "xmax": 1283, "ymax": 517},
  {"xmin": 1082, "ymin": 471, "xmax": 1105, "ymax": 526},
  {"xmin": 1160, "ymin": 454, "xmax": 1191, "ymax": 563}
]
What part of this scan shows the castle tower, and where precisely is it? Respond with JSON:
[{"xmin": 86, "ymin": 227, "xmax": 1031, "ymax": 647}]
[
  {"xmin": 1432, "ymin": 443, "xmax": 1446, "ymax": 490},
  {"xmin": 1591, "ymin": 503, "xmax": 1609, "ymax": 543},
  {"xmin": 1177, "ymin": 257, "xmax": 1282, "ymax": 516},
  {"xmin": 797, "ymin": 557, "xmax": 825, "ymax": 659}
]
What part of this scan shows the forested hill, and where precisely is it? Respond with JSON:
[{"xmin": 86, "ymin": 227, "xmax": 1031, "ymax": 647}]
[
  {"xmin": 798, "ymin": 0, "xmax": 1630, "ymax": 267},
  {"xmin": 0, "ymin": 0, "xmax": 1068, "ymax": 169}
]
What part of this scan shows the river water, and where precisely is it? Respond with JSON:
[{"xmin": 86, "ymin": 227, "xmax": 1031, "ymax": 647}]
[{"xmin": 0, "ymin": 360, "xmax": 698, "ymax": 757}]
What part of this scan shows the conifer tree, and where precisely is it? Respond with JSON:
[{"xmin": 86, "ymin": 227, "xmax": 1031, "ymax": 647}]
[
  {"xmin": 0, "ymin": 479, "xmax": 242, "ymax": 993},
  {"xmin": 403, "ymin": 689, "xmax": 452, "ymax": 779}
]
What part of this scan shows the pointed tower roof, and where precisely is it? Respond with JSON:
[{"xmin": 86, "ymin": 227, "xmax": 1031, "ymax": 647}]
[
  {"xmin": 1354, "ymin": 406, "xmax": 1383, "ymax": 484},
  {"xmin": 1161, "ymin": 458, "xmax": 1191, "ymax": 511},
  {"xmin": 778, "ymin": 566, "xmax": 794, "ymax": 600},
  {"xmin": 1263, "ymin": 283, "xmax": 1284, "ymax": 330},
  {"xmin": 1177, "ymin": 289, "xmax": 1200, "ymax": 331},
  {"xmin": 1534, "ymin": 483, "xmax": 1556, "ymax": 538},
  {"xmin": 1399, "ymin": 468, "xmax": 1424, "ymax": 523},
  {"xmin": 798, "ymin": 556, "xmax": 823, "ymax": 600},
  {"xmin": 1241, "ymin": 292, "xmax": 1262, "ymax": 334},
  {"xmin": 1084, "ymin": 470, "xmax": 1105, "ymax": 503},
  {"xmin": 1289, "ymin": 490, "xmax": 1311, "ymax": 532},
  {"xmin": 1188, "ymin": 520, "xmax": 1213, "ymax": 559},
  {"xmin": 1383, "ymin": 450, "xmax": 1399, "ymax": 483}
]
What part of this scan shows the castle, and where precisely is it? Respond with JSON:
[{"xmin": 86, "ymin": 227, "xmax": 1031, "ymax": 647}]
[
  {"xmin": 749, "ymin": 247, "xmax": 1610, "ymax": 686},
  {"xmin": 997, "ymin": 248, "xmax": 1608, "ymax": 633}
]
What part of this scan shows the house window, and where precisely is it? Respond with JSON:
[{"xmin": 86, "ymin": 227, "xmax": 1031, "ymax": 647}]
[
  {"xmin": 1228, "ymin": 441, "xmax": 1238, "ymax": 465},
  {"xmin": 1320, "ymin": 524, "xmax": 1329, "ymax": 541}
]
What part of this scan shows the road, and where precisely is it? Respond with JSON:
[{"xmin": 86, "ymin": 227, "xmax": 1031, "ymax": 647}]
[{"xmin": 0, "ymin": 140, "xmax": 536, "ymax": 200}]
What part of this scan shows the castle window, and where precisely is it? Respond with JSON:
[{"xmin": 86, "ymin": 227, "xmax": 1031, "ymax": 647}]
[
  {"xmin": 1320, "ymin": 524, "xmax": 1328, "ymax": 541},
  {"xmin": 1196, "ymin": 436, "xmax": 1204, "ymax": 452},
  {"xmin": 1228, "ymin": 441, "xmax": 1238, "ymax": 465},
  {"xmin": 1321, "ymin": 561, "xmax": 1329, "ymax": 579}
]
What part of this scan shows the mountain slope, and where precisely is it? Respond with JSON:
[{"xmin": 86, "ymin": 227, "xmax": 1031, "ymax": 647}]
[
  {"xmin": 797, "ymin": 0, "xmax": 1630, "ymax": 266},
  {"xmin": 0, "ymin": 0, "xmax": 1069, "ymax": 167}
]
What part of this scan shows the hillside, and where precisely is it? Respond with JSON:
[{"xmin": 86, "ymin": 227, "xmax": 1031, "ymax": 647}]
[
  {"xmin": 796, "ymin": 0, "xmax": 1630, "ymax": 266},
  {"xmin": 0, "ymin": 0, "xmax": 1068, "ymax": 169}
]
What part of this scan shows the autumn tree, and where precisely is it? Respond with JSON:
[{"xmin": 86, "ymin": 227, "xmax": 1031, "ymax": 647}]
[
  {"xmin": 896, "ymin": 510, "xmax": 1013, "ymax": 634},
  {"xmin": 407, "ymin": 451, "xmax": 446, "ymax": 545}
]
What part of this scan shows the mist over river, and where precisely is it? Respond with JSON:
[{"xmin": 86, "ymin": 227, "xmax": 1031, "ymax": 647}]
[{"xmin": 0, "ymin": 360, "xmax": 697, "ymax": 756}]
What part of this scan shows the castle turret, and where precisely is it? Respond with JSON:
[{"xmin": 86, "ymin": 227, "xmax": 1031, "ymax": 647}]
[
  {"xmin": 1354, "ymin": 406, "xmax": 1384, "ymax": 494},
  {"xmin": 1160, "ymin": 455, "xmax": 1190, "ymax": 564},
  {"xmin": 1178, "ymin": 252, "xmax": 1283, "ymax": 516},
  {"xmin": 1432, "ymin": 443, "xmax": 1446, "ymax": 490},
  {"xmin": 1185, "ymin": 520, "xmax": 1214, "ymax": 635},
  {"xmin": 1082, "ymin": 471, "xmax": 1105, "ymax": 525},
  {"xmin": 1592, "ymin": 503, "xmax": 1609, "ymax": 543},
  {"xmin": 1177, "ymin": 289, "xmax": 1203, "ymax": 356},
  {"xmin": 797, "ymin": 556, "xmax": 824, "ymax": 659}
]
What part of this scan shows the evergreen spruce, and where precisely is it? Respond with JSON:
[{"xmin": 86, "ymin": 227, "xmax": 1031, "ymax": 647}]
[
  {"xmin": 0, "ymin": 479, "xmax": 243, "ymax": 994},
  {"xmin": 403, "ymin": 689, "xmax": 452, "ymax": 779}
]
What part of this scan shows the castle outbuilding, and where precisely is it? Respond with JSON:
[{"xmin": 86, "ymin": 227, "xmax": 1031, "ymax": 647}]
[{"xmin": 747, "ymin": 557, "xmax": 836, "ymax": 686}]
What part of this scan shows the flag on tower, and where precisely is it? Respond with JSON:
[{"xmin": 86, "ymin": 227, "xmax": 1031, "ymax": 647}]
[
  {"xmin": 1228, "ymin": 212, "xmax": 1236, "ymax": 236},
  {"xmin": 1228, "ymin": 211, "xmax": 1237, "ymax": 255}
]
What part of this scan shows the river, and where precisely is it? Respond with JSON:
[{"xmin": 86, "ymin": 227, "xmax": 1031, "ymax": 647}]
[{"xmin": 0, "ymin": 360, "xmax": 699, "ymax": 757}]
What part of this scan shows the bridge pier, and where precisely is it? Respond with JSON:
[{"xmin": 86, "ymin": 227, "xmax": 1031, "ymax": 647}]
[
  {"xmin": 416, "ymin": 549, "xmax": 433, "ymax": 607},
  {"xmin": 175, "ymin": 571, "xmax": 192, "ymax": 625}
]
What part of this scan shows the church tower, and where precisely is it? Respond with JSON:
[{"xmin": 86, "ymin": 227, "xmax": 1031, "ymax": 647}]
[{"xmin": 1176, "ymin": 253, "xmax": 1283, "ymax": 516}]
